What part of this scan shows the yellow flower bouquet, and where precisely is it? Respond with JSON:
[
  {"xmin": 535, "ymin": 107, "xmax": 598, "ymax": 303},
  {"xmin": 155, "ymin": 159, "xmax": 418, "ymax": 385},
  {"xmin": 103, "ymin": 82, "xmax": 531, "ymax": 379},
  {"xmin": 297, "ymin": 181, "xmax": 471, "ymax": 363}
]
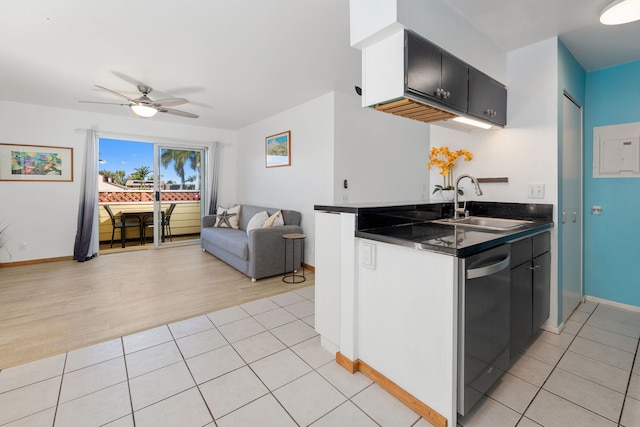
[{"xmin": 427, "ymin": 146, "xmax": 473, "ymax": 194}]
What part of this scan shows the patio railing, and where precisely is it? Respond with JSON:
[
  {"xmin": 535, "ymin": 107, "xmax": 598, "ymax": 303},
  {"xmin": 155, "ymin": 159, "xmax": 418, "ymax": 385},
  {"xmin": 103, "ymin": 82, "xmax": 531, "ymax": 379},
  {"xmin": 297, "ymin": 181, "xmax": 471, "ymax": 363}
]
[{"xmin": 98, "ymin": 191, "xmax": 202, "ymax": 244}]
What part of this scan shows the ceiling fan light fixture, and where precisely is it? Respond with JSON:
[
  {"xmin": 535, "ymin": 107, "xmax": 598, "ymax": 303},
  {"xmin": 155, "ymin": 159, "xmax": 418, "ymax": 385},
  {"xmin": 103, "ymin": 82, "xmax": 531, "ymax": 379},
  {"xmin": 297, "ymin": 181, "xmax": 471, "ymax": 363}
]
[
  {"xmin": 600, "ymin": 0, "xmax": 640, "ymax": 25},
  {"xmin": 130, "ymin": 103, "xmax": 158, "ymax": 118}
]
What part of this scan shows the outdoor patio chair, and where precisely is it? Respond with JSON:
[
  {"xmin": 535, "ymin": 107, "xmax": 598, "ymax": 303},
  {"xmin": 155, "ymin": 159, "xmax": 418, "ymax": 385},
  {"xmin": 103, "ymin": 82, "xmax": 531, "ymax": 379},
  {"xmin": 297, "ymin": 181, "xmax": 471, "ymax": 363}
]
[
  {"xmin": 162, "ymin": 203, "xmax": 177, "ymax": 242},
  {"xmin": 104, "ymin": 205, "xmax": 141, "ymax": 248},
  {"xmin": 142, "ymin": 214, "xmax": 154, "ymax": 245}
]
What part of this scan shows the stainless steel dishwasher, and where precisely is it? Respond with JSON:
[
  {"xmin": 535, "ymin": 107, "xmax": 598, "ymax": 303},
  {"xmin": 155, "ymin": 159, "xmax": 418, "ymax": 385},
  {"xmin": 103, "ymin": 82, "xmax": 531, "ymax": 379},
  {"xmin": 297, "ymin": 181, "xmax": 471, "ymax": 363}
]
[{"xmin": 457, "ymin": 244, "xmax": 511, "ymax": 416}]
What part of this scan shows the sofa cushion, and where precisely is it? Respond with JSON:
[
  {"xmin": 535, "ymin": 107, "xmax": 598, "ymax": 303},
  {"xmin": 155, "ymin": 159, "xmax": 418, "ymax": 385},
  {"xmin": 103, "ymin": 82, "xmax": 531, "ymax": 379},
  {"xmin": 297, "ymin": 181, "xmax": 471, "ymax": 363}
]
[
  {"xmin": 246, "ymin": 210, "xmax": 269, "ymax": 233},
  {"xmin": 264, "ymin": 210, "xmax": 284, "ymax": 227},
  {"xmin": 214, "ymin": 205, "xmax": 241, "ymax": 229},
  {"xmin": 201, "ymin": 227, "xmax": 248, "ymax": 260}
]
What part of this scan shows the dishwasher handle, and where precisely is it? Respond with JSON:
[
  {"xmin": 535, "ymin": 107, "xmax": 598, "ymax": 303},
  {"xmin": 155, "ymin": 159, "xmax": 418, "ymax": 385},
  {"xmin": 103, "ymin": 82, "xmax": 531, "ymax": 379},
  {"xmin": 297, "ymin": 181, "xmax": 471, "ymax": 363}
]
[{"xmin": 466, "ymin": 254, "xmax": 510, "ymax": 279}]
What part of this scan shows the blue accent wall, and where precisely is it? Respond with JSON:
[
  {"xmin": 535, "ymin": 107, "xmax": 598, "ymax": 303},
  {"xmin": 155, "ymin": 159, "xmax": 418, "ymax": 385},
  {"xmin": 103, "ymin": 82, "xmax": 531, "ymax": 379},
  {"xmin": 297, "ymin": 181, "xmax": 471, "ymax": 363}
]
[
  {"xmin": 584, "ymin": 60, "xmax": 640, "ymax": 307},
  {"xmin": 557, "ymin": 40, "xmax": 586, "ymax": 321}
]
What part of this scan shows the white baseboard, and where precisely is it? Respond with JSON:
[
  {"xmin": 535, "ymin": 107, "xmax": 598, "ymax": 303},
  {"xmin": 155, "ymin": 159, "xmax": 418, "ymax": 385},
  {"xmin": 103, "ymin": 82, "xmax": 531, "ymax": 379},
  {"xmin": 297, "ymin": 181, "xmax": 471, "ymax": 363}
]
[{"xmin": 584, "ymin": 295, "xmax": 640, "ymax": 313}]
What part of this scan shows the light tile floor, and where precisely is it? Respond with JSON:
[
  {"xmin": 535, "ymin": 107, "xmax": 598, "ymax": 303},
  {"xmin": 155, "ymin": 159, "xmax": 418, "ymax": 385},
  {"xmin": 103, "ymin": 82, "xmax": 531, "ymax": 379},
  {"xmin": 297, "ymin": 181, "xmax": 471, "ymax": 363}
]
[
  {"xmin": 0, "ymin": 285, "xmax": 426, "ymax": 427},
  {"xmin": 1, "ymin": 286, "xmax": 639, "ymax": 427},
  {"xmin": 459, "ymin": 300, "xmax": 640, "ymax": 427}
]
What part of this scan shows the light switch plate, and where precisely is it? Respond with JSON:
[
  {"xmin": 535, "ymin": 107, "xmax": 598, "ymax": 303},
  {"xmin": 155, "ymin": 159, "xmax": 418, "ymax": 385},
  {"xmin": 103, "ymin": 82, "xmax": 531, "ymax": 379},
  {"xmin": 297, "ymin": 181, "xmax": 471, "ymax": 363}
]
[{"xmin": 527, "ymin": 184, "xmax": 545, "ymax": 199}]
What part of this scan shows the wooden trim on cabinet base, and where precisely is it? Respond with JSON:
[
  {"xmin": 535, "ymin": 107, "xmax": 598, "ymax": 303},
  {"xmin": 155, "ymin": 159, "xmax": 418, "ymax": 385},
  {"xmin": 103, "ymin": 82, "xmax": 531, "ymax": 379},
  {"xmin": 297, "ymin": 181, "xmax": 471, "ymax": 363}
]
[
  {"xmin": 336, "ymin": 351, "xmax": 359, "ymax": 374},
  {"xmin": 335, "ymin": 352, "xmax": 447, "ymax": 427},
  {"xmin": 302, "ymin": 263, "xmax": 315, "ymax": 272}
]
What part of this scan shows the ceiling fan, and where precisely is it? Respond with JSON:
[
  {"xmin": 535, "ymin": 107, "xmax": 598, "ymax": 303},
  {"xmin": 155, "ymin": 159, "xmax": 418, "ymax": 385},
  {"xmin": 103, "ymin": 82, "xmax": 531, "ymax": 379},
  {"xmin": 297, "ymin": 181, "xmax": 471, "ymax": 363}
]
[{"xmin": 80, "ymin": 84, "xmax": 199, "ymax": 119}]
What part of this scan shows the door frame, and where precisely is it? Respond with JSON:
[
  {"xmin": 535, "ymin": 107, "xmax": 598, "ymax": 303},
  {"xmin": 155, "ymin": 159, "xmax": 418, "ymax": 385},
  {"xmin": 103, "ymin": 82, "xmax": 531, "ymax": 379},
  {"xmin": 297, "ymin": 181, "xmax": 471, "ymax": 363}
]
[
  {"xmin": 152, "ymin": 144, "xmax": 207, "ymax": 247},
  {"xmin": 560, "ymin": 92, "xmax": 584, "ymax": 322}
]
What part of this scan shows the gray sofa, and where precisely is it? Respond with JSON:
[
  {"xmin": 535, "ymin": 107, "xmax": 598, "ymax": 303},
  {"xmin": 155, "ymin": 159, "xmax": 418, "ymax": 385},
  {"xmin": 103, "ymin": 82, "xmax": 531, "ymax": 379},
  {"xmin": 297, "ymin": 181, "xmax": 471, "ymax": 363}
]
[{"xmin": 201, "ymin": 204, "xmax": 303, "ymax": 281}]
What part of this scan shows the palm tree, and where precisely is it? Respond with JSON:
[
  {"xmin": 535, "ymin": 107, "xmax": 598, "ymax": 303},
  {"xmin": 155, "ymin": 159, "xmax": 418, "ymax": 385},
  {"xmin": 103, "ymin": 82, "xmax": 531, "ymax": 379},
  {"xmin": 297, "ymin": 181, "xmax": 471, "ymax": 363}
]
[
  {"xmin": 130, "ymin": 166, "xmax": 152, "ymax": 181},
  {"xmin": 160, "ymin": 150, "xmax": 200, "ymax": 190},
  {"xmin": 100, "ymin": 169, "xmax": 127, "ymax": 186}
]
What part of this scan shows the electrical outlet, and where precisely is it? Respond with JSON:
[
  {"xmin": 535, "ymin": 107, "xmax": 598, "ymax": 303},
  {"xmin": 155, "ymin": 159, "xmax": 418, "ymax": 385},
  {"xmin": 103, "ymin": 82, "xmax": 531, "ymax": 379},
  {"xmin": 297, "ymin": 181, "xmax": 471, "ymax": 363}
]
[
  {"xmin": 527, "ymin": 184, "xmax": 545, "ymax": 199},
  {"xmin": 361, "ymin": 242, "xmax": 375, "ymax": 269}
]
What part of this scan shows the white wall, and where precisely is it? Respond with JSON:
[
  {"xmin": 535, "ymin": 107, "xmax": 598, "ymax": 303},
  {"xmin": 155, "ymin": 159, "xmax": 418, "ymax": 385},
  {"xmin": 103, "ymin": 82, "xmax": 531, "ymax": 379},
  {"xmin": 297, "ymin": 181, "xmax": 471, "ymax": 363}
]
[
  {"xmin": 235, "ymin": 90, "xmax": 433, "ymax": 266},
  {"xmin": 0, "ymin": 101, "xmax": 236, "ymax": 262},
  {"xmin": 429, "ymin": 37, "xmax": 561, "ymax": 327},
  {"xmin": 334, "ymin": 90, "xmax": 431, "ymax": 203},
  {"xmin": 235, "ymin": 92, "xmax": 336, "ymax": 266}
]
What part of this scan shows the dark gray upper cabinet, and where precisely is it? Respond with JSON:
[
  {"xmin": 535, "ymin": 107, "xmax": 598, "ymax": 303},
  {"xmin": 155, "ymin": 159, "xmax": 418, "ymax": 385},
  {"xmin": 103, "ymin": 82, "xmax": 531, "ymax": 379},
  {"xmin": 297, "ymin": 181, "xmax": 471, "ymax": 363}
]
[
  {"xmin": 468, "ymin": 68, "xmax": 507, "ymax": 126},
  {"xmin": 404, "ymin": 30, "xmax": 507, "ymax": 127},
  {"xmin": 405, "ymin": 31, "xmax": 468, "ymax": 112}
]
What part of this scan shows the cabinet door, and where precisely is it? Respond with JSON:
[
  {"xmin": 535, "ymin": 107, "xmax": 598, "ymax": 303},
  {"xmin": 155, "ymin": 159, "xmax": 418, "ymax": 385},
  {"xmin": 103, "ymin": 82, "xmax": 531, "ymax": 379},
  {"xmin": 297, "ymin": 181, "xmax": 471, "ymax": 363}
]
[
  {"xmin": 510, "ymin": 263, "xmax": 532, "ymax": 356},
  {"xmin": 440, "ymin": 52, "xmax": 468, "ymax": 111},
  {"xmin": 406, "ymin": 32, "xmax": 441, "ymax": 101},
  {"xmin": 532, "ymin": 251, "xmax": 551, "ymax": 331},
  {"xmin": 468, "ymin": 68, "xmax": 507, "ymax": 126}
]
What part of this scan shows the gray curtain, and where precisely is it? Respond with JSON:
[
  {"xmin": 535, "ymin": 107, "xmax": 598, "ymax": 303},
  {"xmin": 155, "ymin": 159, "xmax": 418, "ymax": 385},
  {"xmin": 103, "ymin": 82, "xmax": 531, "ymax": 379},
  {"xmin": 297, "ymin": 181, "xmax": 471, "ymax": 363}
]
[
  {"xmin": 73, "ymin": 129, "xmax": 99, "ymax": 261},
  {"xmin": 208, "ymin": 141, "xmax": 220, "ymax": 214}
]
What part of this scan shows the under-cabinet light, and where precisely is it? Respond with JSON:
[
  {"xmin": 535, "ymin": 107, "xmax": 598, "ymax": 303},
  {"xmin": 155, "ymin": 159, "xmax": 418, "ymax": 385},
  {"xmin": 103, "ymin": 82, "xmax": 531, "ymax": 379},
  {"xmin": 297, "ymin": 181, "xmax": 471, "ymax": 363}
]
[
  {"xmin": 600, "ymin": 0, "xmax": 640, "ymax": 25},
  {"xmin": 452, "ymin": 117, "xmax": 493, "ymax": 130}
]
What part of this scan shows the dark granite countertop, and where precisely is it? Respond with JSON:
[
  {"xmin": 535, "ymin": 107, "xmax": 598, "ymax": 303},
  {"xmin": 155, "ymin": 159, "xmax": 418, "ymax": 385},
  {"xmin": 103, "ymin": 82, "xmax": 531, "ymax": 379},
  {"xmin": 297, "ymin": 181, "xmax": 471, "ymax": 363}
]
[{"xmin": 315, "ymin": 201, "xmax": 554, "ymax": 257}]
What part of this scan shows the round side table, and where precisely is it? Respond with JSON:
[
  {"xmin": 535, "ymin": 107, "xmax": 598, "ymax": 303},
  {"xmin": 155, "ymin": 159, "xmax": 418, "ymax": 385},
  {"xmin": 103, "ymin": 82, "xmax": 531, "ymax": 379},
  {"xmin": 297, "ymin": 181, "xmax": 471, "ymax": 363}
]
[{"xmin": 282, "ymin": 233, "xmax": 306, "ymax": 284}]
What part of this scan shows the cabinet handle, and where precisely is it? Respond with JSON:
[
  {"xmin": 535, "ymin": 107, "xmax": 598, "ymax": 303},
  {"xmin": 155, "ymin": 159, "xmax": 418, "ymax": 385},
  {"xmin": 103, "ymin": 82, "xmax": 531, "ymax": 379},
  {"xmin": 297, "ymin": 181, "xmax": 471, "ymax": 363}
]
[
  {"xmin": 528, "ymin": 264, "xmax": 540, "ymax": 271},
  {"xmin": 572, "ymin": 211, "xmax": 577, "ymax": 223},
  {"xmin": 436, "ymin": 88, "xmax": 450, "ymax": 99},
  {"xmin": 562, "ymin": 211, "xmax": 566, "ymax": 224}
]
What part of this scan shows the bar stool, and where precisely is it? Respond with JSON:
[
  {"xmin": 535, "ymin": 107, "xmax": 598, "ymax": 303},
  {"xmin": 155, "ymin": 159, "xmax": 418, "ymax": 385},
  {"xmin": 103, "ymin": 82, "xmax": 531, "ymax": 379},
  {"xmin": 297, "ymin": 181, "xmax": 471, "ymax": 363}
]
[{"xmin": 282, "ymin": 233, "xmax": 306, "ymax": 284}]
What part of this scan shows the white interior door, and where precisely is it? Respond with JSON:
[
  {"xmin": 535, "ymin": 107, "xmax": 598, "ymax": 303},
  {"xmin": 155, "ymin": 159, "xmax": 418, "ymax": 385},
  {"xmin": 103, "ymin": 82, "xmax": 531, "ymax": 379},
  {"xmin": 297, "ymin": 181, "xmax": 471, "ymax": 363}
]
[{"xmin": 561, "ymin": 93, "xmax": 583, "ymax": 321}]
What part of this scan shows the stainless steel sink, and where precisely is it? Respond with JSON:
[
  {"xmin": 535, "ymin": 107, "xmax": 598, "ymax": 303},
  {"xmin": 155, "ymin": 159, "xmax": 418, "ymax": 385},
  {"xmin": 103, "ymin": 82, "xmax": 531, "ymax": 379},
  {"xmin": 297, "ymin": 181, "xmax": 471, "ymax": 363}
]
[{"xmin": 431, "ymin": 216, "xmax": 533, "ymax": 231}]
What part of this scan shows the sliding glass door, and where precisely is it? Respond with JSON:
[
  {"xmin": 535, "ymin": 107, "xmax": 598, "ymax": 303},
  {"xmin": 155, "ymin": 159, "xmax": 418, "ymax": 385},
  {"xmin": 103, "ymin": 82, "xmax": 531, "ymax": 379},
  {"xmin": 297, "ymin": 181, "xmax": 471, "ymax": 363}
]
[{"xmin": 154, "ymin": 146, "xmax": 205, "ymax": 246}]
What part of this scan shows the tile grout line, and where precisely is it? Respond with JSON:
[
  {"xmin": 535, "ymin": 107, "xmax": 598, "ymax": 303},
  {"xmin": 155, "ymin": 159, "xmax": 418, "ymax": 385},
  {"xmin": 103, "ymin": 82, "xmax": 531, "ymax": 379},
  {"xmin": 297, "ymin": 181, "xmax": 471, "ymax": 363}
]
[
  {"xmin": 168, "ymin": 319, "xmax": 220, "ymax": 426},
  {"xmin": 618, "ymin": 335, "xmax": 640, "ymax": 426},
  {"xmin": 50, "ymin": 352, "xmax": 67, "ymax": 427},
  {"xmin": 120, "ymin": 336, "xmax": 136, "ymax": 427},
  {"xmin": 512, "ymin": 303, "xmax": 596, "ymax": 426}
]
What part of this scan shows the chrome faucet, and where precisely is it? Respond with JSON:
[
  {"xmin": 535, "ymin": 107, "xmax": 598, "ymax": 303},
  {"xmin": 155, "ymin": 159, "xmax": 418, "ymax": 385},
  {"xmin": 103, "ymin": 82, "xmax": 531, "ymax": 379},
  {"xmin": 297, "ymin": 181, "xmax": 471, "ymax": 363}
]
[{"xmin": 454, "ymin": 174, "xmax": 483, "ymax": 219}]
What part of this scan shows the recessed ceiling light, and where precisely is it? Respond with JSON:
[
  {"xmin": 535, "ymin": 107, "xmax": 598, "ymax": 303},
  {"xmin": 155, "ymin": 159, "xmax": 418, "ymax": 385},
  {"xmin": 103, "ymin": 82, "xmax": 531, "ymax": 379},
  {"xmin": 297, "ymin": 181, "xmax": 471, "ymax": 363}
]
[{"xmin": 600, "ymin": 0, "xmax": 640, "ymax": 25}]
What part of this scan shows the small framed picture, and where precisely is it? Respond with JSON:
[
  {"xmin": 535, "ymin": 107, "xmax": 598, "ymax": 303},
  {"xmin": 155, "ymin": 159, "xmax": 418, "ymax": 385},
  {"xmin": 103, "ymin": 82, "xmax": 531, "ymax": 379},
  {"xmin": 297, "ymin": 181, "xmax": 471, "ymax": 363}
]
[
  {"xmin": 265, "ymin": 131, "xmax": 291, "ymax": 168},
  {"xmin": 0, "ymin": 143, "xmax": 74, "ymax": 182}
]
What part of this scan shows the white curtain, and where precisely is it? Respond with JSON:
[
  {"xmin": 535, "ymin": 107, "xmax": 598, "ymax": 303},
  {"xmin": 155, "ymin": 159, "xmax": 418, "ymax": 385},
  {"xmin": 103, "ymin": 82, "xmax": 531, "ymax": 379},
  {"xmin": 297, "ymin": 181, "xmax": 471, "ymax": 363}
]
[
  {"xmin": 73, "ymin": 129, "xmax": 99, "ymax": 261},
  {"xmin": 208, "ymin": 141, "xmax": 220, "ymax": 214}
]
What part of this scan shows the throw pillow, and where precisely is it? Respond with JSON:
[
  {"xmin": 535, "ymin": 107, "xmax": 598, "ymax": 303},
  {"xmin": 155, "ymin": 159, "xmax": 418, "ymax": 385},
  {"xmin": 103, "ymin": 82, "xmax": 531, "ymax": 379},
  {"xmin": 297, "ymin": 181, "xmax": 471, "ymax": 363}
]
[
  {"xmin": 214, "ymin": 205, "xmax": 241, "ymax": 229},
  {"xmin": 264, "ymin": 210, "xmax": 284, "ymax": 227},
  {"xmin": 246, "ymin": 210, "xmax": 269, "ymax": 234}
]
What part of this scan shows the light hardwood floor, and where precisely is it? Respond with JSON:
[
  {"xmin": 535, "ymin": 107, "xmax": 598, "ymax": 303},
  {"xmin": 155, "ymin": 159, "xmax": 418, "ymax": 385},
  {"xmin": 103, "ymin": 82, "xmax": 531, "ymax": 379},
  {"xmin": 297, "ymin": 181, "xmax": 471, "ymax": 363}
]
[{"xmin": 0, "ymin": 244, "xmax": 314, "ymax": 370}]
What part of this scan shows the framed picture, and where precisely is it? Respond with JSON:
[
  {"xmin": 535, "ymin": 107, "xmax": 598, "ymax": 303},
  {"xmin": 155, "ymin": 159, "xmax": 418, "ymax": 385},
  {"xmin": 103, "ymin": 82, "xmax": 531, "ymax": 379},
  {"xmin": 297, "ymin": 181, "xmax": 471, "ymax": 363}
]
[
  {"xmin": 0, "ymin": 143, "xmax": 74, "ymax": 182},
  {"xmin": 265, "ymin": 131, "xmax": 291, "ymax": 168}
]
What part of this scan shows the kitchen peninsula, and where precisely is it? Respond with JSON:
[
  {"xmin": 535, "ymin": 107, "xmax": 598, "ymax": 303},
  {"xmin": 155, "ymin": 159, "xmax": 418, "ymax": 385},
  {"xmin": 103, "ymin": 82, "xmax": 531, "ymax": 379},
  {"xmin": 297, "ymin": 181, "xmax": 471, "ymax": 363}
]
[{"xmin": 314, "ymin": 201, "xmax": 553, "ymax": 426}]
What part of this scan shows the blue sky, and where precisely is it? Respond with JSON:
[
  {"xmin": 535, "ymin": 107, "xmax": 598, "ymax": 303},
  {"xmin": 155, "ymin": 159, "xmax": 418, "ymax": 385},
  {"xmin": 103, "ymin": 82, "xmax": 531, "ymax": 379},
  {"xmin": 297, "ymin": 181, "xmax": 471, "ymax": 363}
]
[{"xmin": 99, "ymin": 138, "xmax": 192, "ymax": 183}]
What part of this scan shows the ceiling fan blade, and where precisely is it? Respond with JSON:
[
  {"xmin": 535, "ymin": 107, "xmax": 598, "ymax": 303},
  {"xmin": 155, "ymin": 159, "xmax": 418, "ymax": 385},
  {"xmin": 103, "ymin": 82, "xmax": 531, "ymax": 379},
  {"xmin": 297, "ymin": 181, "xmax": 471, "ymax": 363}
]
[
  {"xmin": 158, "ymin": 108, "xmax": 199, "ymax": 119},
  {"xmin": 95, "ymin": 85, "xmax": 135, "ymax": 102},
  {"xmin": 78, "ymin": 100, "xmax": 129, "ymax": 106},
  {"xmin": 152, "ymin": 98, "xmax": 189, "ymax": 107}
]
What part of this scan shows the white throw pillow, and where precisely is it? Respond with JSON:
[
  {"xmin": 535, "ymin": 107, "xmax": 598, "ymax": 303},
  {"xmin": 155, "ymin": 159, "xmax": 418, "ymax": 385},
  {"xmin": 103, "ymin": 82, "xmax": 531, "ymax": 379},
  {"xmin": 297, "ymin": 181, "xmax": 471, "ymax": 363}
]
[
  {"xmin": 246, "ymin": 210, "xmax": 269, "ymax": 234},
  {"xmin": 264, "ymin": 210, "xmax": 284, "ymax": 227},
  {"xmin": 214, "ymin": 205, "xmax": 241, "ymax": 229}
]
